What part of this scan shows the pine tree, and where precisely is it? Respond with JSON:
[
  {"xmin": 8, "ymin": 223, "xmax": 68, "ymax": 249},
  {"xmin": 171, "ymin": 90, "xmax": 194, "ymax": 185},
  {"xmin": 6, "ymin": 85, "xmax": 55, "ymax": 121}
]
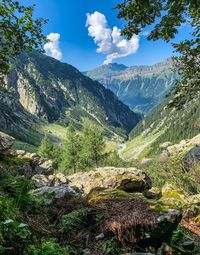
[
  {"xmin": 38, "ymin": 135, "xmax": 54, "ymax": 159},
  {"xmin": 81, "ymin": 124, "xmax": 106, "ymax": 168},
  {"xmin": 59, "ymin": 125, "xmax": 81, "ymax": 174}
]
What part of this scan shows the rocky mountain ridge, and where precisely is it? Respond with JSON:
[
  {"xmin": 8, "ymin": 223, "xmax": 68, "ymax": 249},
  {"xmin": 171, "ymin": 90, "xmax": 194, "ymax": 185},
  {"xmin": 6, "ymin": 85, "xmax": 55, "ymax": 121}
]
[
  {"xmin": 0, "ymin": 51, "xmax": 142, "ymax": 143},
  {"xmin": 85, "ymin": 58, "xmax": 177, "ymax": 113}
]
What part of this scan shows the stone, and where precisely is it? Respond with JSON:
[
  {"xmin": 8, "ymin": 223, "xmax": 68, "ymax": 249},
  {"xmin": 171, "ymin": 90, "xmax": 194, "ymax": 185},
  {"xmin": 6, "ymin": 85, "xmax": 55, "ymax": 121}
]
[
  {"xmin": 31, "ymin": 174, "xmax": 53, "ymax": 188},
  {"xmin": 54, "ymin": 173, "xmax": 68, "ymax": 186},
  {"xmin": 159, "ymin": 141, "xmax": 173, "ymax": 149},
  {"xmin": 140, "ymin": 158, "xmax": 153, "ymax": 166},
  {"xmin": 158, "ymin": 150, "xmax": 169, "ymax": 163},
  {"xmin": 182, "ymin": 145, "xmax": 200, "ymax": 170},
  {"xmin": 0, "ymin": 132, "xmax": 15, "ymax": 153},
  {"xmin": 144, "ymin": 187, "xmax": 161, "ymax": 199},
  {"xmin": 95, "ymin": 233, "xmax": 105, "ymax": 240},
  {"xmin": 33, "ymin": 158, "xmax": 54, "ymax": 175},
  {"xmin": 160, "ymin": 183, "xmax": 188, "ymax": 207},
  {"xmin": 30, "ymin": 185, "xmax": 78, "ymax": 205},
  {"xmin": 68, "ymin": 167, "xmax": 152, "ymax": 194}
]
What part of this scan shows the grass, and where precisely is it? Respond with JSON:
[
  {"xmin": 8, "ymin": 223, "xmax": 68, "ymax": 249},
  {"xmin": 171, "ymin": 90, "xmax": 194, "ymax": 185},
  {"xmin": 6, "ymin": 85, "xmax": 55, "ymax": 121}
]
[
  {"xmin": 12, "ymin": 140, "xmax": 38, "ymax": 153},
  {"xmin": 121, "ymin": 130, "xmax": 164, "ymax": 160},
  {"xmin": 105, "ymin": 140, "xmax": 119, "ymax": 153},
  {"xmin": 38, "ymin": 123, "xmax": 68, "ymax": 143}
]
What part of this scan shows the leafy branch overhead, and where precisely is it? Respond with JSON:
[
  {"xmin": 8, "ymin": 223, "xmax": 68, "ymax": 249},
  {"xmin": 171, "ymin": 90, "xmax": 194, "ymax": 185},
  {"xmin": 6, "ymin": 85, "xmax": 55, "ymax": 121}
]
[
  {"xmin": 0, "ymin": 0, "xmax": 48, "ymax": 78},
  {"xmin": 116, "ymin": 0, "xmax": 200, "ymax": 107}
]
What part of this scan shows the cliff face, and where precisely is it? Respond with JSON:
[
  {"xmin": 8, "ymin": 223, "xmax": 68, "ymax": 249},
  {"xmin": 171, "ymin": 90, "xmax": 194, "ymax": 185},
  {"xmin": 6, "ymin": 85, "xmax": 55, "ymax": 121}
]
[
  {"xmin": 85, "ymin": 59, "xmax": 177, "ymax": 113},
  {"xmin": 1, "ymin": 51, "xmax": 142, "ymax": 138}
]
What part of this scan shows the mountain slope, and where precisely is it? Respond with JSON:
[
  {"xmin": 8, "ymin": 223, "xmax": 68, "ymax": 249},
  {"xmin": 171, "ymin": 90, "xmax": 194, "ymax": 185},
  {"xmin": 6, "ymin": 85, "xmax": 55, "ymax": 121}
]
[
  {"xmin": 85, "ymin": 59, "xmax": 177, "ymax": 114},
  {"xmin": 121, "ymin": 92, "xmax": 200, "ymax": 160},
  {"xmin": 2, "ymin": 51, "xmax": 141, "ymax": 139}
]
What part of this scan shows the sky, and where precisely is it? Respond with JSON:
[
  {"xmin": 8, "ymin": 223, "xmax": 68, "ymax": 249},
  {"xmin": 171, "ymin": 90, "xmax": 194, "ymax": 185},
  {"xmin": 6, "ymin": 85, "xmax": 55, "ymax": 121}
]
[{"xmin": 19, "ymin": 0, "xmax": 192, "ymax": 71}]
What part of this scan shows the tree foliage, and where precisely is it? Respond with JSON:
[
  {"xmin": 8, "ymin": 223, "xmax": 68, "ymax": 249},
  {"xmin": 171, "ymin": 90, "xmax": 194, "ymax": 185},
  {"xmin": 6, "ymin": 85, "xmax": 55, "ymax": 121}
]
[
  {"xmin": 81, "ymin": 124, "xmax": 106, "ymax": 168},
  {"xmin": 60, "ymin": 125, "xmax": 82, "ymax": 174},
  {"xmin": 0, "ymin": 0, "xmax": 47, "ymax": 79},
  {"xmin": 116, "ymin": 0, "xmax": 200, "ymax": 107}
]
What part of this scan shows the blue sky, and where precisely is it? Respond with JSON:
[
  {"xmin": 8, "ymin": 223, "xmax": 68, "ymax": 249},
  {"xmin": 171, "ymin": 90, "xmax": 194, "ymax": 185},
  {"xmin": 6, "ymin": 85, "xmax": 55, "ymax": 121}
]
[{"xmin": 20, "ymin": 0, "xmax": 192, "ymax": 71}]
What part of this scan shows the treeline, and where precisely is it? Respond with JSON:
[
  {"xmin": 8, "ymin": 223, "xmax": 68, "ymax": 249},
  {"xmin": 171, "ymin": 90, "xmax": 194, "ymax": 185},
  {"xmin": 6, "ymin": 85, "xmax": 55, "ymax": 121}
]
[{"xmin": 38, "ymin": 124, "xmax": 128, "ymax": 175}]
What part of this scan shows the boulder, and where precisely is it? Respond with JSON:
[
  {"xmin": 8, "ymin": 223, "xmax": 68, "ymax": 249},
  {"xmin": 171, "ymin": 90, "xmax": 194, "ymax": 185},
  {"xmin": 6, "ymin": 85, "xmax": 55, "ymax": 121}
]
[
  {"xmin": 30, "ymin": 185, "xmax": 78, "ymax": 205},
  {"xmin": 160, "ymin": 183, "xmax": 188, "ymax": 207},
  {"xmin": 31, "ymin": 174, "xmax": 53, "ymax": 188},
  {"xmin": 182, "ymin": 145, "xmax": 200, "ymax": 170},
  {"xmin": 33, "ymin": 158, "xmax": 54, "ymax": 175},
  {"xmin": 0, "ymin": 132, "xmax": 15, "ymax": 153},
  {"xmin": 31, "ymin": 173, "xmax": 68, "ymax": 188},
  {"xmin": 68, "ymin": 167, "xmax": 152, "ymax": 194}
]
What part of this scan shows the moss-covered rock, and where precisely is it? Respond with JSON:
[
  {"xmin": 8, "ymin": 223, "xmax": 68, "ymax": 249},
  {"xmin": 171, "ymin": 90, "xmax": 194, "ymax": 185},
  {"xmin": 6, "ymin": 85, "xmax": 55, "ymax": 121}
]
[
  {"xmin": 68, "ymin": 167, "xmax": 152, "ymax": 194},
  {"xmin": 87, "ymin": 187, "xmax": 149, "ymax": 204},
  {"xmin": 160, "ymin": 183, "xmax": 188, "ymax": 208}
]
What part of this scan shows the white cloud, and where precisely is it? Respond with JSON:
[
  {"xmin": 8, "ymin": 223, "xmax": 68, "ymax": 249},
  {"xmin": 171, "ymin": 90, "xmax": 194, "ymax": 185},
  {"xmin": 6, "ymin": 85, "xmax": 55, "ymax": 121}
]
[
  {"xmin": 44, "ymin": 33, "xmax": 62, "ymax": 60},
  {"xmin": 86, "ymin": 11, "xmax": 139, "ymax": 64}
]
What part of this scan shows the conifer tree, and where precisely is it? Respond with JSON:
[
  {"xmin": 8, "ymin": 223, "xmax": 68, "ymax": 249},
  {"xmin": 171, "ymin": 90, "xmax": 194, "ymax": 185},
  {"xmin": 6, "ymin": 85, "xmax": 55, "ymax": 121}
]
[
  {"xmin": 38, "ymin": 135, "xmax": 54, "ymax": 159},
  {"xmin": 60, "ymin": 125, "xmax": 81, "ymax": 174},
  {"xmin": 81, "ymin": 124, "xmax": 106, "ymax": 168}
]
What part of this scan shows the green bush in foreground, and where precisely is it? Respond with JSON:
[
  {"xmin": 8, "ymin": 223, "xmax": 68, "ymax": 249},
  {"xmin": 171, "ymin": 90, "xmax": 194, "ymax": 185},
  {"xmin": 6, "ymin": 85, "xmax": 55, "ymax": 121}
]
[{"xmin": 29, "ymin": 240, "xmax": 78, "ymax": 255}]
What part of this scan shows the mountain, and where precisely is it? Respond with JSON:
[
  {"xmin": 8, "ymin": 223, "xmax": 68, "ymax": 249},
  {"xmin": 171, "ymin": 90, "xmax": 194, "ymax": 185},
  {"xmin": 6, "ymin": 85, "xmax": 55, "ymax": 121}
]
[
  {"xmin": 0, "ymin": 51, "xmax": 141, "ymax": 141},
  {"xmin": 85, "ymin": 59, "xmax": 177, "ymax": 114},
  {"xmin": 121, "ymin": 92, "xmax": 200, "ymax": 160}
]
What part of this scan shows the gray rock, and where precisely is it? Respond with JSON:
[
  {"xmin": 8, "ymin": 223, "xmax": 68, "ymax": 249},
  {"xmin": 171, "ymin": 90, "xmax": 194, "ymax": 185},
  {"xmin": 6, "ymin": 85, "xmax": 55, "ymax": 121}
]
[
  {"xmin": 30, "ymin": 185, "xmax": 78, "ymax": 205},
  {"xmin": 182, "ymin": 145, "xmax": 200, "ymax": 170},
  {"xmin": 31, "ymin": 174, "xmax": 53, "ymax": 188},
  {"xmin": 0, "ymin": 132, "xmax": 15, "ymax": 153},
  {"xmin": 33, "ymin": 158, "xmax": 54, "ymax": 175},
  {"xmin": 95, "ymin": 233, "xmax": 105, "ymax": 240},
  {"xmin": 68, "ymin": 167, "xmax": 152, "ymax": 194},
  {"xmin": 158, "ymin": 150, "xmax": 169, "ymax": 163}
]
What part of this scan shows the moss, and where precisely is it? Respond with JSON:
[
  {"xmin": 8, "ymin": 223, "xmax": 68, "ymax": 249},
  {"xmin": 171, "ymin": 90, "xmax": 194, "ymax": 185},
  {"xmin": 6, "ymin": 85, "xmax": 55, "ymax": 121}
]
[
  {"xmin": 88, "ymin": 188, "xmax": 131, "ymax": 204},
  {"xmin": 87, "ymin": 188, "xmax": 150, "ymax": 204},
  {"xmin": 161, "ymin": 190, "xmax": 187, "ymax": 207},
  {"xmin": 149, "ymin": 203, "xmax": 170, "ymax": 213}
]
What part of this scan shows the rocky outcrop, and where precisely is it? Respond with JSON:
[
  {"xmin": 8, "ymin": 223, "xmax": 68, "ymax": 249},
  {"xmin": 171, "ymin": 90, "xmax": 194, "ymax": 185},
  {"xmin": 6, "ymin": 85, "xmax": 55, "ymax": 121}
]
[
  {"xmin": 30, "ymin": 185, "xmax": 78, "ymax": 205},
  {"xmin": 68, "ymin": 167, "xmax": 152, "ymax": 194},
  {"xmin": 0, "ymin": 132, "xmax": 15, "ymax": 153},
  {"xmin": 2, "ymin": 149, "xmax": 54, "ymax": 178},
  {"xmin": 182, "ymin": 145, "xmax": 200, "ymax": 170}
]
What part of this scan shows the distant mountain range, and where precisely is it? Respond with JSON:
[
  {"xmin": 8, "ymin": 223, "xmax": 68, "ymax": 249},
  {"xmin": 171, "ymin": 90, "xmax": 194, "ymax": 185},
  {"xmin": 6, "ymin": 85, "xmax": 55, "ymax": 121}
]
[
  {"xmin": 0, "ymin": 51, "xmax": 141, "ymax": 143},
  {"xmin": 85, "ymin": 58, "xmax": 177, "ymax": 114}
]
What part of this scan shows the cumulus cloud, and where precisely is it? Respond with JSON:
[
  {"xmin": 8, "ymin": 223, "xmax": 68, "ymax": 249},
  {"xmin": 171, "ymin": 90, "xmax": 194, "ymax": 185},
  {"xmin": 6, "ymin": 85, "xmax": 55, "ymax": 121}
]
[
  {"xmin": 86, "ymin": 11, "xmax": 139, "ymax": 64},
  {"xmin": 44, "ymin": 33, "xmax": 62, "ymax": 60}
]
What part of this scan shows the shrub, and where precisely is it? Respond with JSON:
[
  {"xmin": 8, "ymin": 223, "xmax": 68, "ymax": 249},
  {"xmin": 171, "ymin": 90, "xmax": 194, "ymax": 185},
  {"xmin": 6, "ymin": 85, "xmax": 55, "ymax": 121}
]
[
  {"xmin": 103, "ymin": 237, "xmax": 123, "ymax": 255},
  {"xmin": 61, "ymin": 208, "xmax": 92, "ymax": 234},
  {"xmin": 29, "ymin": 240, "xmax": 79, "ymax": 255},
  {"xmin": 0, "ymin": 219, "xmax": 32, "ymax": 254},
  {"xmin": 0, "ymin": 176, "xmax": 40, "ymax": 213}
]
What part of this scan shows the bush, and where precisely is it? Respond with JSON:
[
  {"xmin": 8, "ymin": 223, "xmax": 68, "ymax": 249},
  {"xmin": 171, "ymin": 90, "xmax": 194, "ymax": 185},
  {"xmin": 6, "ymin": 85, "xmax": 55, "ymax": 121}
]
[
  {"xmin": 61, "ymin": 208, "xmax": 92, "ymax": 234},
  {"xmin": 29, "ymin": 240, "xmax": 79, "ymax": 255},
  {"xmin": 0, "ymin": 175, "xmax": 40, "ymax": 213},
  {"xmin": 103, "ymin": 237, "xmax": 123, "ymax": 255},
  {"xmin": 0, "ymin": 219, "xmax": 32, "ymax": 254}
]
